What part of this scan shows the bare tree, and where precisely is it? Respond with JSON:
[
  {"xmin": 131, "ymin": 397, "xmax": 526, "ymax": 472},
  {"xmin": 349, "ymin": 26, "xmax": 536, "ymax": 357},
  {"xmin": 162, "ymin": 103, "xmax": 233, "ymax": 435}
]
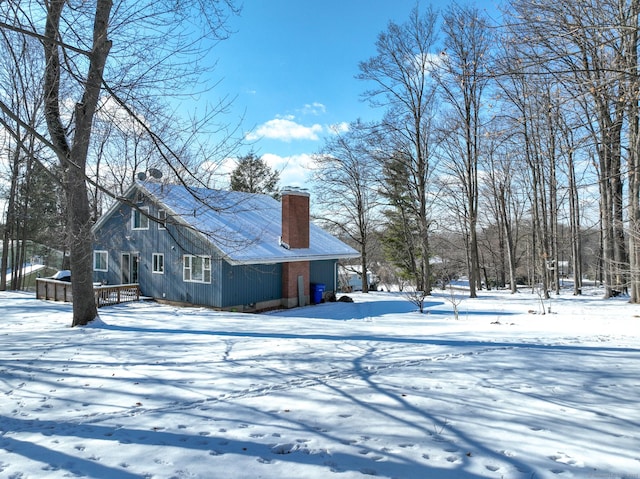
[
  {"xmin": 556, "ymin": 109, "xmax": 586, "ymax": 295},
  {"xmin": 623, "ymin": 0, "xmax": 640, "ymax": 302},
  {"xmin": 39, "ymin": 0, "xmax": 113, "ymax": 325},
  {"xmin": 357, "ymin": 5, "xmax": 439, "ymax": 295},
  {"xmin": 312, "ymin": 120, "xmax": 382, "ymax": 293},
  {"xmin": 0, "ymin": 25, "xmax": 50, "ymax": 291},
  {"xmin": 434, "ymin": 3, "xmax": 493, "ymax": 298},
  {"xmin": 481, "ymin": 127, "xmax": 526, "ymax": 294}
]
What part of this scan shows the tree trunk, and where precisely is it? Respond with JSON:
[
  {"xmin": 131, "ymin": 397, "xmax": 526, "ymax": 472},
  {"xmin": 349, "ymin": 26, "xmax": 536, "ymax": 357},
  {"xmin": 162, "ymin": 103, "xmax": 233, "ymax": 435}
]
[
  {"xmin": 43, "ymin": 0, "xmax": 113, "ymax": 326},
  {"xmin": 567, "ymin": 149, "xmax": 583, "ymax": 295},
  {"xmin": 626, "ymin": 0, "xmax": 640, "ymax": 302},
  {"xmin": 499, "ymin": 186, "xmax": 519, "ymax": 294},
  {"xmin": 361, "ymin": 247, "xmax": 369, "ymax": 294},
  {"xmin": 1, "ymin": 146, "xmax": 20, "ymax": 291}
]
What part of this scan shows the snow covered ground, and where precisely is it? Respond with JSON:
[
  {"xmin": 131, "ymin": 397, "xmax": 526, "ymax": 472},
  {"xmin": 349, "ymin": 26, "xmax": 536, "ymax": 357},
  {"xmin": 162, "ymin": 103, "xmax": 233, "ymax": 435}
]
[
  {"xmin": 0, "ymin": 287, "xmax": 638, "ymax": 479},
  {"xmin": 4, "ymin": 264, "xmax": 47, "ymax": 284}
]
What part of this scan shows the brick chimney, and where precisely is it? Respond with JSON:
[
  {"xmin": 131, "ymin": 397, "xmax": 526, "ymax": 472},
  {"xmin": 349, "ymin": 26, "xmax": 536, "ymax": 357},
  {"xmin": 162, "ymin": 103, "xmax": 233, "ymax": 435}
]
[
  {"xmin": 281, "ymin": 188, "xmax": 310, "ymax": 308},
  {"xmin": 281, "ymin": 188, "xmax": 310, "ymax": 249}
]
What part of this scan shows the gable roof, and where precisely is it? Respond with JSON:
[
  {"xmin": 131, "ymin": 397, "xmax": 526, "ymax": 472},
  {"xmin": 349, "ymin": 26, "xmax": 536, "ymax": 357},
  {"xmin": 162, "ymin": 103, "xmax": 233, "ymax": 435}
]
[{"xmin": 94, "ymin": 181, "xmax": 359, "ymax": 265}]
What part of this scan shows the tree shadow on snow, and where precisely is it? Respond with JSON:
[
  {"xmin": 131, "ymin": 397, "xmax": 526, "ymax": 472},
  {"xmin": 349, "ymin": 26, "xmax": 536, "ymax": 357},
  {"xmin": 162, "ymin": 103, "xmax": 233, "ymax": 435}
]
[{"xmin": 0, "ymin": 415, "xmax": 491, "ymax": 479}]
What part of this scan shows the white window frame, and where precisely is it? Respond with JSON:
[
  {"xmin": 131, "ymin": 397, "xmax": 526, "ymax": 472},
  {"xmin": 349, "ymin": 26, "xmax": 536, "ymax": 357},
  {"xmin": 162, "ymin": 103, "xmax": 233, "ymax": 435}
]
[
  {"xmin": 93, "ymin": 250, "xmax": 108, "ymax": 272},
  {"xmin": 158, "ymin": 209, "xmax": 167, "ymax": 230},
  {"xmin": 132, "ymin": 206, "xmax": 149, "ymax": 230},
  {"xmin": 152, "ymin": 253, "xmax": 164, "ymax": 274},
  {"xmin": 183, "ymin": 255, "xmax": 211, "ymax": 283}
]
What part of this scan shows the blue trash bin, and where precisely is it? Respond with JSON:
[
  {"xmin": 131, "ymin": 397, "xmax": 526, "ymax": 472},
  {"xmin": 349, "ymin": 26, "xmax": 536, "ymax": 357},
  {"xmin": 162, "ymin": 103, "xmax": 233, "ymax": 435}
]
[{"xmin": 311, "ymin": 283, "xmax": 326, "ymax": 304}]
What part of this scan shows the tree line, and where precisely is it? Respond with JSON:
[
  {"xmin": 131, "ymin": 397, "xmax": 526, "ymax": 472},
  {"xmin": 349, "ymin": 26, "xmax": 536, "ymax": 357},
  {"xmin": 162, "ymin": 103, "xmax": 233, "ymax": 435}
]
[{"xmin": 312, "ymin": 1, "xmax": 640, "ymax": 304}]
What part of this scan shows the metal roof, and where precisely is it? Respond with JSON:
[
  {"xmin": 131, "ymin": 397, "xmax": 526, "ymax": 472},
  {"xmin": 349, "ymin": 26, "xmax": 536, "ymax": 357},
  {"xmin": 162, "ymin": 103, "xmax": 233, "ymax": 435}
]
[{"xmin": 95, "ymin": 182, "xmax": 359, "ymax": 265}]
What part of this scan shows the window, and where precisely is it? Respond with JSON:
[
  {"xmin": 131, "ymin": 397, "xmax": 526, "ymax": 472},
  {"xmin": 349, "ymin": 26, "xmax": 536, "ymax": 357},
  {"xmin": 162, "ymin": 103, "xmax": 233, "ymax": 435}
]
[
  {"xmin": 158, "ymin": 209, "xmax": 167, "ymax": 230},
  {"xmin": 183, "ymin": 255, "xmax": 211, "ymax": 283},
  {"xmin": 152, "ymin": 253, "xmax": 164, "ymax": 274},
  {"xmin": 93, "ymin": 250, "xmax": 108, "ymax": 272},
  {"xmin": 132, "ymin": 206, "xmax": 149, "ymax": 230}
]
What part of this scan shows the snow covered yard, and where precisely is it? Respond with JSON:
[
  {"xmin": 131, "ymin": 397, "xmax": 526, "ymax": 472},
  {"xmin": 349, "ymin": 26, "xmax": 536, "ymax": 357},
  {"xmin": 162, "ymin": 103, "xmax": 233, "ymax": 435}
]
[{"xmin": 0, "ymin": 288, "xmax": 638, "ymax": 479}]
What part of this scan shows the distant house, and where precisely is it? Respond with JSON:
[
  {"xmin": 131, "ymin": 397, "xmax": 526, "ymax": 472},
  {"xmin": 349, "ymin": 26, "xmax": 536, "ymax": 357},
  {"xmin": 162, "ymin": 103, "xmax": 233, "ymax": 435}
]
[
  {"xmin": 338, "ymin": 264, "xmax": 377, "ymax": 292},
  {"xmin": 91, "ymin": 182, "xmax": 359, "ymax": 311}
]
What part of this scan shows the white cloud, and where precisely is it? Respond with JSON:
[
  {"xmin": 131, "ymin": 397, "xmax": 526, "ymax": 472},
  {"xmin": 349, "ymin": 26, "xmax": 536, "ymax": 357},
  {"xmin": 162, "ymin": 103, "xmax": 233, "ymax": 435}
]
[
  {"xmin": 300, "ymin": 102, "xmax": 326, "ymax": 116},
  {"xmin": 246, "ymin": 118, "xmax": 324, "ymax": 142},
  {"xmin": 262, "ymin": 152, "xmax": 314, "ymax": 188}
]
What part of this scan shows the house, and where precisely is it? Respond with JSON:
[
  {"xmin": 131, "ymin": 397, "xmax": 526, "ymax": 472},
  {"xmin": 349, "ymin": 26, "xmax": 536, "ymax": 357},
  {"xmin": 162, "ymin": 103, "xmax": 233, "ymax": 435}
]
[
  {"xmin": 91, "ymin": 181, "xmax": 359, "ymax": 311},
  {"xmin": 338, "ymin": 264, "xmax": 377, "ymax": 292}
]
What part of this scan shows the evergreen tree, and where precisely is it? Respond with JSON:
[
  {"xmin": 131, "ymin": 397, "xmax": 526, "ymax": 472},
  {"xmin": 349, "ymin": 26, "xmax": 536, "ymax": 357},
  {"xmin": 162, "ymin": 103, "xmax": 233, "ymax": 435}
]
[
  {"xmin": 380, "ymin": 152, "xmax": 425, "ymax": 288},
  {"xmin": 230, "ymin": 152, "xmax": 280, "ymax": 198}
]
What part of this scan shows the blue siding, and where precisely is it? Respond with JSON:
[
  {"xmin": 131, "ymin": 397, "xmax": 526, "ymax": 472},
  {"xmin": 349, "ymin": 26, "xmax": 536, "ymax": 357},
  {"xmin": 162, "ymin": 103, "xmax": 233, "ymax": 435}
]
[
  {"xmin": 220, "ymin": 262, "xmax": 282, "ymax": 308},
  {"xmin": 310, "ymin": 260, "xmax": 338, "ymax": 293},
  {"xmin": 92, "ymin": 197, "xmax": 224, "ymax": 307},
  {"xmin": 92, "ymin": 206, "xmax": 130, "ymax": 286}
]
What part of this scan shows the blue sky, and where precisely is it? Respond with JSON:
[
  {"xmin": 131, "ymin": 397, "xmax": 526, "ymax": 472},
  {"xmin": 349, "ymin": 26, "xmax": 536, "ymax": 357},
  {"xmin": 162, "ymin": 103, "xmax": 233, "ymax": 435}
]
[{"xmin": 207, "ymin": 1, "xmax": 502, "ymax": 187}]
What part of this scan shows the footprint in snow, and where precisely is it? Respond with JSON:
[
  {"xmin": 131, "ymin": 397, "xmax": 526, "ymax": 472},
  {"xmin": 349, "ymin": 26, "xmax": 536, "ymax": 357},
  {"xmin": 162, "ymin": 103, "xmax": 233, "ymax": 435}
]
[
  {"xmin": 324, "ymin": 461, "xmax": 344, "ymax": 473},
  {"xmin": 549, "ymin": 452, "xmax": 582, "ymax": 467},
  {"xmin": 42, "ymin": 464, "xmax": 60, "ymax": 477},
  {"xmin": 360, "ymin": 467, "xmax": 378, "ymax": 475},
  {"xmin": 485, "ymin": 464, "xmax": 500, "ymax": 472}
]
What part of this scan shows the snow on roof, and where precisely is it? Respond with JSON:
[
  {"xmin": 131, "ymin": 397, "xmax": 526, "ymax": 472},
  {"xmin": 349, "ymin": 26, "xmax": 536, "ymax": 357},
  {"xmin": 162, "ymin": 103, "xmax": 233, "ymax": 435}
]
[{"xmin": 137, "ymin": 182, "xmax": 359, "ymax": 265}]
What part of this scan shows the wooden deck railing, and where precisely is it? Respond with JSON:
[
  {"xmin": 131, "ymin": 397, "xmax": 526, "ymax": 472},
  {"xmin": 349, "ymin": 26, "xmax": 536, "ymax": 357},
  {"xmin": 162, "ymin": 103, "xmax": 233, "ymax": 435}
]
[
  {"xmin": 94, "ymin": 283, "xmax": 140, "ymax": 308},
  {"xmin": 36, "ymin": 278, "xmax": 140, "ymax": 308},
  {"xmin": 36, "ymin": 278, "xmax": 73, "ymax": 303}
]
